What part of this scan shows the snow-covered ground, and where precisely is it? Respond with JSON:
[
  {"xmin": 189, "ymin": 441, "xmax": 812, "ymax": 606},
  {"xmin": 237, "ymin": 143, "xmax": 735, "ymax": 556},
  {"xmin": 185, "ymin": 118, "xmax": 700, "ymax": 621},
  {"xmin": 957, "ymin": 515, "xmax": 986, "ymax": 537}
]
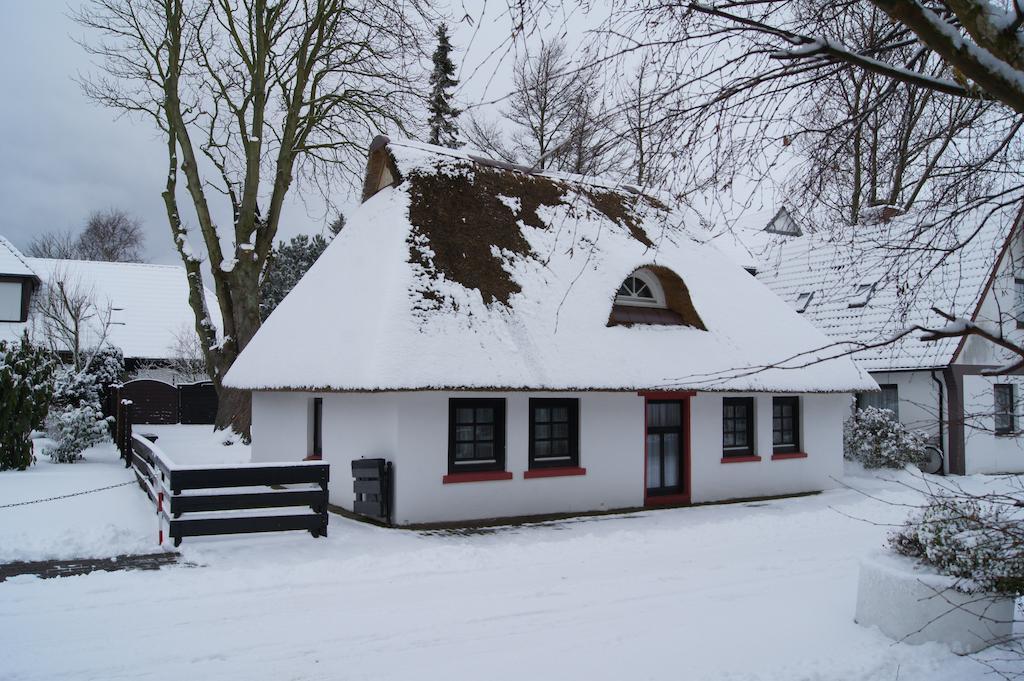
[
  {"xmin": 0, "ymin": 426, "xmax": 247, "ymax": 563},
  {"xmin": 1, "ymin": 428, "xmax": 1021, "ymax": 680}
]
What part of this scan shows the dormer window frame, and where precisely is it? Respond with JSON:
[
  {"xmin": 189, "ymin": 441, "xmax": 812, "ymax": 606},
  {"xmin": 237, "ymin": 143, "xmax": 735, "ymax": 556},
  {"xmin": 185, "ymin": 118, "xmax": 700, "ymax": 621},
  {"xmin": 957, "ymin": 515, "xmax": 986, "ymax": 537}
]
[
  {"xmin": 615, "ymin": 268, "xmax": 667, "ymax": 309},
  {"xmin": 848, "ymin": 282, "xmax": 876, "ymax": 308},
  {"xmin": 795, "ymin": 291, "xmax": 814, "ymax": 313}
]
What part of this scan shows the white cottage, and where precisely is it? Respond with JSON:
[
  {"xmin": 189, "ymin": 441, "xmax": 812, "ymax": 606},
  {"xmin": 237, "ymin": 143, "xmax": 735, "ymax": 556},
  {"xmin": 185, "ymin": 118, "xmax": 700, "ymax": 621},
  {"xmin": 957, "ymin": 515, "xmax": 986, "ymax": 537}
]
[{"xmin": 224, "ymin": 137, "xmax": 875, "ymax": 526}]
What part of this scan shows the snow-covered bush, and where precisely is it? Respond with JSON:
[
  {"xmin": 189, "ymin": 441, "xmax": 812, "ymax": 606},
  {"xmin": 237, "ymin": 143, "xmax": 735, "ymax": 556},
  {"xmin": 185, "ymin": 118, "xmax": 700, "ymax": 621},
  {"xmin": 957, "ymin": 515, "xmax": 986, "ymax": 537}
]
[
  {"xmin": 0, "ymin": 335, "xmax": 56, "ymax": 471},
  {"xmin": 889, "ymin": 491, "xmax": 1024, "ymax": 596},
  {"xmin": 45, "ymin": 404, "xmax": 110, "ymax": 463},
  {"xmin": 43, "ymin": 350, "xmax": 121, "ymax": 463},
  {"xmin": 843, "ymin": 406, "xmax": 929, "ymax": 469}
]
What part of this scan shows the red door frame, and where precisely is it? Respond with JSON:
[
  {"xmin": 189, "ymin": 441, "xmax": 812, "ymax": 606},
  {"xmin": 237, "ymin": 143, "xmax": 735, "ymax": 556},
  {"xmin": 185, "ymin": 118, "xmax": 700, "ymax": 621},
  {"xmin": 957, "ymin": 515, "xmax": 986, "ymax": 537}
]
[{"xmin": 639, "ymin": 391, "xmax": 693, "ymax": 507}]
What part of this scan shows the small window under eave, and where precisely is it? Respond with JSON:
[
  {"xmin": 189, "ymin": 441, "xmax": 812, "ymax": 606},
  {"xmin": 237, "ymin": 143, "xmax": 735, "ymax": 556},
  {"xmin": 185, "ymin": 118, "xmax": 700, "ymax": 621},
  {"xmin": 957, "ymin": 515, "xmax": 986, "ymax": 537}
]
[{"xmin": 795, "ymin": 291, "xmax": 814, "ymax": 313}]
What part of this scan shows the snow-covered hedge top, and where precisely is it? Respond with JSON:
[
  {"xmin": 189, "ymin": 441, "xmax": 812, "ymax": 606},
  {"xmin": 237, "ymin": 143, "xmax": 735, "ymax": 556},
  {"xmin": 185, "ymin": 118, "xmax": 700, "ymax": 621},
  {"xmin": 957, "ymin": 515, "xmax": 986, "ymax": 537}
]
[{"xmin": 224, "ymin": 138, "xmax": 875, "ymax": 393}]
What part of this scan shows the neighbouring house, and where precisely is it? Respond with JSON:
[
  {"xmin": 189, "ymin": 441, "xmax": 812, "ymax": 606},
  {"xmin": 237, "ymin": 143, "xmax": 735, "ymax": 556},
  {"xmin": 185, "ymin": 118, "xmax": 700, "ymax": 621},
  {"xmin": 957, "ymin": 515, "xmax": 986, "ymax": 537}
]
[
  {"xmin": 224, "ymin": 137, "xmax": 874, "ymax": 526},
  {"xmin": 0, "ymin": 235, "xmax": 222, "ymax": 423},
  {"xmin": 714, "ymin": 204, "xmax": 1024, "ymax": 475}
]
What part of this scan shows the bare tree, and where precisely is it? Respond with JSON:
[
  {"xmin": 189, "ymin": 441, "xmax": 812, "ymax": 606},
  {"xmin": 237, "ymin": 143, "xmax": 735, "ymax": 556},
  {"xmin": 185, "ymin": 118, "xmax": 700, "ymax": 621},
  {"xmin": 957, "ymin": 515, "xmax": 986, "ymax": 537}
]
[
  {"xmin": 32, "ymin": 268, "xmax": 114, "ymax": 373},
  {"xmin": 27, "ymin": 229, "xmax": 80, "ymax": 259},
  {"xmin": 75, "ymin": 0, "xmax": 428, "ymax": 436},
  {"xmin": 618, "ymin": 56, "xmax": 677, "ymax": 189},
  {"xmin": 76, "ymin": 209, "xmax": 145, "ymax": 262},
  {"xmin": 506, "ymin": 40, "xmax": 581, "ymax": 169},
  {"xmin": 27, "ymin": 209, "xmax": 145, "ymax": 261}
]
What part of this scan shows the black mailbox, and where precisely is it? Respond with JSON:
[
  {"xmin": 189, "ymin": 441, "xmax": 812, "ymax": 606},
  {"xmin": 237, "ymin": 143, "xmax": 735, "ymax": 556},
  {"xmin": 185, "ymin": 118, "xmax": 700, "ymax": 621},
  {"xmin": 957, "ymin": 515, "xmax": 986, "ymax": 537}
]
[{"xmin": 351, "ymin": 458, "xmax": 392, "ymax": 524}]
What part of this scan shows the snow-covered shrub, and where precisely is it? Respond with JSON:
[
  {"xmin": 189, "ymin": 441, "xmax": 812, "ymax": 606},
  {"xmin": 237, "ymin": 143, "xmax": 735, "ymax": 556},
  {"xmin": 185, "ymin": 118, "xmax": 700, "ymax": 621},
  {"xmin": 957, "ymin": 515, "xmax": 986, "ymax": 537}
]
[
  {"xmin": 44, "ymin": 350, "xmax": 120, "ymax": 463},
  {"xmin": 88, "ymin": 346, "xmax": 125, "ymax": 387},
  {"xmin": 889, "ymin": 491, "xmax": 1024, "ymax": 596},
  {"xmin": 45, "ymin": 404, "xmax": 110, "ymax": 463},
  {"xmin": 843, "ymin": 406, "xmax": 929, "ymax": 469},
  {"xmin": 0, "ymin": 335, "xmax": 56, "ymax": 470}
]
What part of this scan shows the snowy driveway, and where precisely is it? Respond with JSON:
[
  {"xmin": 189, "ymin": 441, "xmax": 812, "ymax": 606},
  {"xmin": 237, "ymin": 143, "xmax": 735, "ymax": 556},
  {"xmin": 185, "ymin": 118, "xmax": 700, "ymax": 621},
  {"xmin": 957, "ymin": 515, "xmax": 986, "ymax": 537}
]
[{"xmin": 2, "ymin": 470, "xmax": 1020, "ymax": 681}]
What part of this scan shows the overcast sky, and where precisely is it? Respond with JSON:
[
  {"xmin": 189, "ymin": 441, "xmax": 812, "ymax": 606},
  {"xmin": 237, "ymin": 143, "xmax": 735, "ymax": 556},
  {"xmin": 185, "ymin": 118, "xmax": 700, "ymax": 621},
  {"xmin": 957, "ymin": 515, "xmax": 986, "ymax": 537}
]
[{"xmin": 0, "ymin": 1, "xmax": 589, "ymax": 265}]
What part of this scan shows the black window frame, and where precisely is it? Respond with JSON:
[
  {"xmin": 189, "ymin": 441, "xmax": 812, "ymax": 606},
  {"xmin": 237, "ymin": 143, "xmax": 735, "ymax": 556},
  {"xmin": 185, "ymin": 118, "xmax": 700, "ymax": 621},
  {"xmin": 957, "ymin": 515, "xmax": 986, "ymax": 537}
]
[
  {"xmin": 722, "ymin": 397, "xmax": 755, "ymax": 457},
  {"xmin": 311, "ymin": 397, "xmax": 323, "ymax": 456},
  {"xmin": 772, "ymin": 396, "xmax": 800, "ymax": 454},
  {"xmin": 528, "ymin": 398, "xmax": 580, "ymax": 469},
  {"xmin": 995, "ymin": 384, "xmax": 1016, "ymax": 436},
  {"xmin": 448, "ymin": 398, "xmax": 506, "ymax": 473},
  {"xmin": 856, "ymin": 384, "xmax": 899, "ymax": 419},
  {"xmin": 0, "ymin": 275, "xmax": 32, "ymax": 323},
  {"xmin": 1015, "ymin": 277, "xmax": 1024, "ymax": 329}
]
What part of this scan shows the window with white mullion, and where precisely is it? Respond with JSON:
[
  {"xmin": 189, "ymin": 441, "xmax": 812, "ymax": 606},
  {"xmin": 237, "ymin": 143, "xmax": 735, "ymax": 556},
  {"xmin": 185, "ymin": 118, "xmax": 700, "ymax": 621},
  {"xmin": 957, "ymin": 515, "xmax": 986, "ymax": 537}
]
[
  {"xmin": 529, "ymin": 398, "xmax": 579, "ymax": 469},
  {"xmin": 448, "ymin": 398, "xmax": 506, "ymax": 473}
]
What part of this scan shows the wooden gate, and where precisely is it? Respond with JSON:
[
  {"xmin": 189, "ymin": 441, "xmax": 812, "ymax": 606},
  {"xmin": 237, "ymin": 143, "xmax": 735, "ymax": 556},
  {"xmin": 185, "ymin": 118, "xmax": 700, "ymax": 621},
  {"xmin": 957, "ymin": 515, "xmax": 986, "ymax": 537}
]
[
  {"xmin": 178, "ymin": 382, "xmax": 218, "ymax": 424},
  {"xmin": 119, "ymin": 379, "xmax": 178, "ymax": 424}
]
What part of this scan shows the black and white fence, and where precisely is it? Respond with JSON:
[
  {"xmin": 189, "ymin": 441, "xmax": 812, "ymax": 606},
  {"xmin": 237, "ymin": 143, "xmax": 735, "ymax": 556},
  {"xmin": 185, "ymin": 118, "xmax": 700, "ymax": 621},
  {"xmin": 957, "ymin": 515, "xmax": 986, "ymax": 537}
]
[{"xmin": 117, "ymin": 401, "xmax": 330, "ymax": 546}]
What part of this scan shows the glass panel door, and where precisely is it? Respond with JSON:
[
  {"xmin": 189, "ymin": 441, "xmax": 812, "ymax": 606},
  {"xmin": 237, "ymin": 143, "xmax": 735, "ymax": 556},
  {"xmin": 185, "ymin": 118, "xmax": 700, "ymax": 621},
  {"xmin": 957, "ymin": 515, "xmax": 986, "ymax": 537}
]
[{"xmin": 646, "ymin": 400, "xmax": 685, "ymax": 496}]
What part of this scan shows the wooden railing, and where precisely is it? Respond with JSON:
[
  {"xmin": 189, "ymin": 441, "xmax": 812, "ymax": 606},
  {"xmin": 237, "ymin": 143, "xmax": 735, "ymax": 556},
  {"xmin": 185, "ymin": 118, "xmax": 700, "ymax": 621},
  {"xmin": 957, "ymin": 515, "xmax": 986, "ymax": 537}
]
[{"xmin": 117, "ymin": 404, "xmax": 330, "ymax": 546}]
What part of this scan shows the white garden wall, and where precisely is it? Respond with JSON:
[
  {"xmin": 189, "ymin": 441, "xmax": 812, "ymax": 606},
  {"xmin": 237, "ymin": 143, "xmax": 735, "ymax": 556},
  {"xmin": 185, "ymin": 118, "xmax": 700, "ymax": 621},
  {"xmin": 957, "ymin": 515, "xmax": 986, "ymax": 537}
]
[{"xmin": 251, "ymin": 390, "xmax": 852, "ymax": 525}]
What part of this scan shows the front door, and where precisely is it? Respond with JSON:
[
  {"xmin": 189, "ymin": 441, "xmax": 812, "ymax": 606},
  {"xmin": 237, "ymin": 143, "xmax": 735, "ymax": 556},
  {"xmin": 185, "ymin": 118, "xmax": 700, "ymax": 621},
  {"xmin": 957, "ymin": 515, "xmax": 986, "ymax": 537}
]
[{"xmin": 645, "ymin": 400, "xmax": 685, "ymax": 498}]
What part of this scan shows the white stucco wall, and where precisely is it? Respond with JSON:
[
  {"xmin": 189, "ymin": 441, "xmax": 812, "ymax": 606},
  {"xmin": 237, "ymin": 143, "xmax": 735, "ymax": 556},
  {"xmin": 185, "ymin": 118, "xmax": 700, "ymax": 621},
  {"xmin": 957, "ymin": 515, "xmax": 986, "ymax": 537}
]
[
  {"xmin": 689, "ymin": 392, "xmax": 848, "ymax": 504},
  {"xmin": 867, "ymin": 370, "xmax": 946, "ymax": 442},
  {"xmin": 251, "ymin": 390, "xmax": 852, "ymax": 525},
  {"xmin": 962, "ymin": 373, "xmax": 1024, "ymax": 474}
]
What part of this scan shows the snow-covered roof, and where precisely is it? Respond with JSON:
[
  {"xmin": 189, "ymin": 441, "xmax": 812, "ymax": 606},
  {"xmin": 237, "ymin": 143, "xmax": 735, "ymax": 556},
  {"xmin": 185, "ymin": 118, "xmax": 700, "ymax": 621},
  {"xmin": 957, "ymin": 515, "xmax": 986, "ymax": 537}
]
[
  {"xmin": 0, "ymin": 235, "xmax": 38, "ymax": 280},
  {"xmin": 224, "ymin": 137, "xmax": 874, "ymax": 393},
  {"xmin": 725, "ymin": 206, "xmax": 1022, "ymax": 372},
  {"xmin": 1, "ymin": 252, "xmax": 222, "ymax": 361}
]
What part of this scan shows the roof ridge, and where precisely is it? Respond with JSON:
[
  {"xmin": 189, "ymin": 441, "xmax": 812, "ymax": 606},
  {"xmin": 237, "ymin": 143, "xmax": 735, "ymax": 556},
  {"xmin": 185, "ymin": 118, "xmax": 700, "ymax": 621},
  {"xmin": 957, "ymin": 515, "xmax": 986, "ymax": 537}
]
[
  {"xmin": 26, "ymin": 256, "xmax": 186, "ymax": 271},
  {"xmin": 0, "ymin": 235, "xmax": 39, "ymax": 276}
]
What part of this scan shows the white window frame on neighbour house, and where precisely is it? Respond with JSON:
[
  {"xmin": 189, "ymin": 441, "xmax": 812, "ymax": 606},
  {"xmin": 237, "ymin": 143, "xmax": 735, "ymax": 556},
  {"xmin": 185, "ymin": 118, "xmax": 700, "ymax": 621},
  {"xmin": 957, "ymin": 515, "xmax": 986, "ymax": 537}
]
[{"xmin": 995, "ymin": 384, "xmax": 1016, "ymax": 436}]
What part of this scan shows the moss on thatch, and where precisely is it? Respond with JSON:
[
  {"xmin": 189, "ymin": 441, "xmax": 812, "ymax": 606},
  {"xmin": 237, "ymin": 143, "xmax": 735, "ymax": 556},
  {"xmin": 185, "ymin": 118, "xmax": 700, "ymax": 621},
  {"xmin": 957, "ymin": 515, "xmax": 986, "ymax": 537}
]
[{"xmin": 404, "ymin": 160, "xmax": 663, "ymax": 307}]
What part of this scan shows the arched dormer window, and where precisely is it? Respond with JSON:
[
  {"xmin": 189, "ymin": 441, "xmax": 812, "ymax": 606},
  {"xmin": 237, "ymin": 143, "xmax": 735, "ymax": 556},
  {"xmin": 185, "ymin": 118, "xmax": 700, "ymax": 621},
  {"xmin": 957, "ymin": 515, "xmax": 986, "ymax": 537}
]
[
  {"xmin": 616, "ymin": 268, "xmax": 666, "ymax": 308},
  {"xmin": 609, "ymin": 266, "xmax": 707, "ymax": 329}
]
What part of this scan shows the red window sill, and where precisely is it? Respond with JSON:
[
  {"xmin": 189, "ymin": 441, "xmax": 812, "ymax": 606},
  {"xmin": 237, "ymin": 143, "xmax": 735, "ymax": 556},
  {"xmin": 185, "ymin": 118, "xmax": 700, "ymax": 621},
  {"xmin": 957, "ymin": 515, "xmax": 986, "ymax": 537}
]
[
  {"xmin": 442, "ymin": 471, "xmax": 513, "ymax": 484},
  {"xmin": 523, "ymin": 466, "xmax": 587, "ymax": 479},
  {"xmin": 771, "ymin": 451, "xmax": 808, "ymax": 460},
  {"xmin": 645, "ymin": 493, "xmax": 690, "ymax": 507},
  {"xmin": 720, "ymin": 455, "xmax": 762, "ymax": 464}
]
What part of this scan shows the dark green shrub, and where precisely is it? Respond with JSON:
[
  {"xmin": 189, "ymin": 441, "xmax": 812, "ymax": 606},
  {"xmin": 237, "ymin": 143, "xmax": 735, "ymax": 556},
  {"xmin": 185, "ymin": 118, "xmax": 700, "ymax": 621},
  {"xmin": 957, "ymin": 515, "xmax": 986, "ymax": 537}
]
[{"xmin": 0, "ymin": 335, "xmax": 56, "ymax": 470}]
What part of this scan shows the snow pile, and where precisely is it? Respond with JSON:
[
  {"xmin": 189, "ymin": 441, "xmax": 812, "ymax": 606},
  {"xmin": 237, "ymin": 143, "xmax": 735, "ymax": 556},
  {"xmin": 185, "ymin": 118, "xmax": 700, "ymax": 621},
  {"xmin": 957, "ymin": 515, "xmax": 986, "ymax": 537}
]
[{"xmin": 225, "ymin": 138, "xmax": 874, "ymax": 394}]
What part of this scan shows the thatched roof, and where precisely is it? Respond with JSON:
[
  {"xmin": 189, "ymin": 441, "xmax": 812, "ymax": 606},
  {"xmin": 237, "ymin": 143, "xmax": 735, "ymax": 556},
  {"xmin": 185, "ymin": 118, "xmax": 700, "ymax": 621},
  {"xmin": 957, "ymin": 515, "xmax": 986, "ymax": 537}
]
[{"xmin": 224, "ymin": 137, "xmax": 873, "ymax": 393}]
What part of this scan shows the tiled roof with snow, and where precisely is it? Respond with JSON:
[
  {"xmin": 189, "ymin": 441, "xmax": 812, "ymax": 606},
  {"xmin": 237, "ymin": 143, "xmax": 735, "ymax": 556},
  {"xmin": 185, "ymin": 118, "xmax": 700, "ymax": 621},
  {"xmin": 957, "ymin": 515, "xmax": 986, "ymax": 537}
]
[
  {"xmin": 0, "ymin": 235, "xmax": 38, "ymax": 280},
  {"xmin": 723, "ymin": 206, "xmax": 1021, "ymax": 372},
  {"xmin": 17, "ymin": 256, "xmax": 221, "ymax": 360},
  {"xmin": 224, "ymin": 137, "xmax": 874, "ymax": 393}
]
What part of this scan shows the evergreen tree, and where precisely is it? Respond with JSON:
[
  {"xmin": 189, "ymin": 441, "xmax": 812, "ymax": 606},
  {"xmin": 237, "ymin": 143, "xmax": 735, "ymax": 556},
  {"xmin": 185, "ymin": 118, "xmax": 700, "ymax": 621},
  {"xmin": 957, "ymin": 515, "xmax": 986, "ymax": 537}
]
[
  {"xmin": 328, "ymin": 212, "xmax": 346, "ymax": 236},
  {"xmin": 260, "ymin": 234, "xmax": 331, "ymax": 320},
  {"xmin": 0, "ymin": 335, "xmax": 56, "ymax": 471},
  {"xmin": 427, "ymin": 23, "xmax": 462, "ymax": 148}
]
